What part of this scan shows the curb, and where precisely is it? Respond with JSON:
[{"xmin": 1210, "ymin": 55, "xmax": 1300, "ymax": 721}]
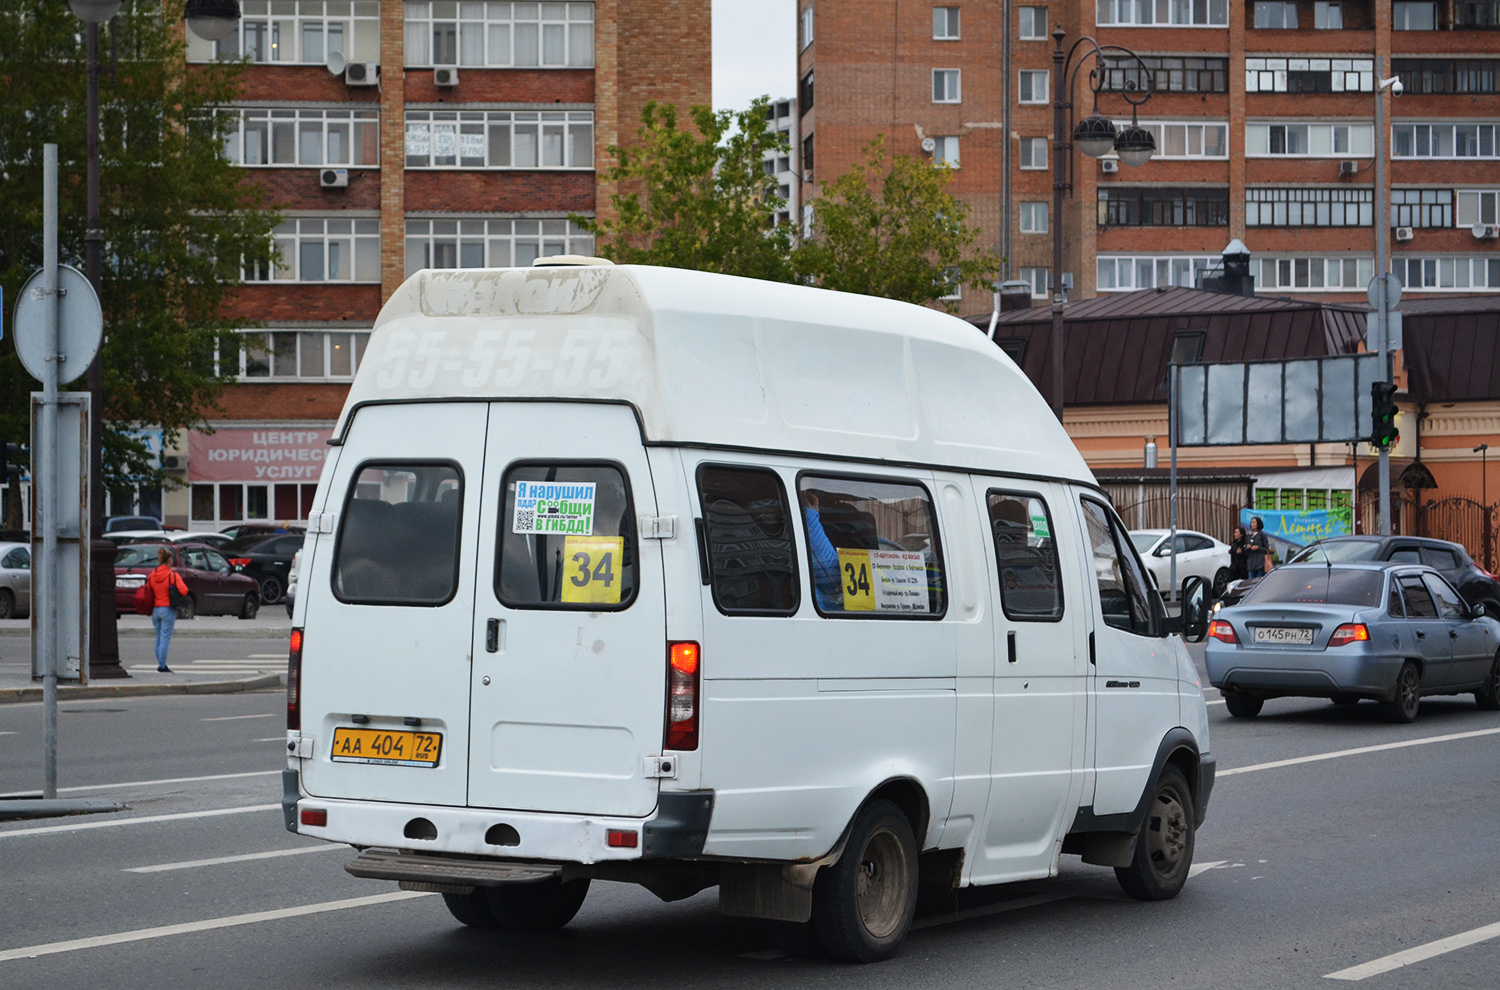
[{"xmin": 0, "ymin": 672, "xmax": 284, "ymax": 705}]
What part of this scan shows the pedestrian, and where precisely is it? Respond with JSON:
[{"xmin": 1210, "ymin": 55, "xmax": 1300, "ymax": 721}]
[
  {"xmin": 1228, "ymin": 525, "xmax": 1250, "ymax": 581},
  {"xmin": 1245, "ymin": 517, "xmax": 1269, "ymax": 580},
  {"xmin": 148, "ymin": 547, "xmax": 189, "ymax": 673}
]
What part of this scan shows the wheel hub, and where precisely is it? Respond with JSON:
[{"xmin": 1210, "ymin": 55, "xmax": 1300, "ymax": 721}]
[
  {"xmin": 855, "ymin": 827, "xmax": 908, "ymax": 940},
  {"xmin": 1147, "ymin": 792, "xmax": 1188, "ymax": 871}
]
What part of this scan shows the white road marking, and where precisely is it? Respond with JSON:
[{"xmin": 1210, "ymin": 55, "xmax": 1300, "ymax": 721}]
[
  {"xmin": 253, "ymin": 737, "xmax": 287, "ymax": 742},
  {"xmin": 125, "ymin": 844, "xmax": 345, "ymax": 873},
  {"xmin": 1206, "ymin": 699, "xmax": 1225, "ymax": 707},
  {"xmin": 1188, "ymin": 860, "xmax": 1228, "ymax": 878},
  {"xmin": 248, "ymin": 654, "xmax": 286, "ymax": 658},
  {"xmin": 0, "ymin": 804, "xmax": 279, "ymax": 838},
  {"xmin": 1324, "ymin": 919, "xmax": 1500, "ymax": 981},
  {"xmin": 0, "ymin": 769, "xmax": 279, "ymax": 798},
  {"xmin": 201, "ymin": 713, "xmax": 279, "ymax": 722},
  {"xmin": 0, "ymin": 891, "xmax": 431, "ymax": 963},
  {"xmin": 1219, "ymin": 727, "xmax": 1500, "ymax": 777},
  {"xmin": 0, "ymin": 731, "xmax": 15, "ymax": 736}
]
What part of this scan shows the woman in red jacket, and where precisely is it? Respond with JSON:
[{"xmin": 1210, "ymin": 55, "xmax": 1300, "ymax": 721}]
[{"xmin": 148, "ymin": 547, "xmax": 190, "ymax": 673}]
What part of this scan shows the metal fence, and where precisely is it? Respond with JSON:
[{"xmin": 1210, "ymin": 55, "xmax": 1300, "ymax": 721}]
[{"xmin": 1107, "ymin": 491, "xmax": 1249, "ymax": 543}]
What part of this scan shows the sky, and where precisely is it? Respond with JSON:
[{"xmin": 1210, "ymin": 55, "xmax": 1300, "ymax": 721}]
[{"xmin": 712, "ymin": 0, "xmax": 798, "ymax": 112}]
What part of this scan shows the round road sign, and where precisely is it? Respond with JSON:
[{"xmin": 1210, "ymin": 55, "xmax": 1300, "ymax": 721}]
[{"xmin": 13, "ymin": 265, "xmax": 102, "ymax": 385}]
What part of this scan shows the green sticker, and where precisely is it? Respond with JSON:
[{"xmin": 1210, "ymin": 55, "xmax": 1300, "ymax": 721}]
[{"xmin": 1030, "ymin": 513, "xmax": 1050, "ymax": 539}]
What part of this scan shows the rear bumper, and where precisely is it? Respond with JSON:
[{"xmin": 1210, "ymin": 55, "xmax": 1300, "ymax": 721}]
[{"xmin": 1206, "ymin": 645, "xmax": 1405, "ymax": 698}]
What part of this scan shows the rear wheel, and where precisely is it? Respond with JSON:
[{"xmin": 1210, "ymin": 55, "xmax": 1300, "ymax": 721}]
[
  {"xmin": 259, "ymin": 576, "xmax": 284, "ymax": 605},
  {"xmin": 239, "ymin": 593, "xmax": 260, "ymax": 620},
  {"xmin": 812, "ymin": 799, "xmax": 918, "ymax": 963},
  {"xmin": 441, "ymin": 890, "xmax": 500, "ymax": 929},
  {"xmin": 1115, "ymin": 764, "xmax": 1196, "ymax": 901},
  {"xmin": 1476, "ymin": 653, "xmax": 1500, "ymax": 711},
  {"xmin": 1380, "ymin": 661, "xmax": 1421, "ymax": 723},
  {"xmin": 1223, "ymin": 692, "xmax": 1263, "ymax": 718},
  {"xmin": 175, "ymin": 594, "xmax": 196, "ymax": 621},
  {"xmin": 484, "ymin": 877, "xmax": 590, "ymax": 932}
]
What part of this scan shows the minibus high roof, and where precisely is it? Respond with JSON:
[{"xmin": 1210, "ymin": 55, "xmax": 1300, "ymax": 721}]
[{"xmin": 338, "ymin": 264, "xmax": 1094, "ymax": 484}]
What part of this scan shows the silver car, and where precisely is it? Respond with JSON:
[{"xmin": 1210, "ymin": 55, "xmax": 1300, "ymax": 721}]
[
  {"xmin": 1205, "ymin": 562, "xmax": 1500, "ymax": 723},
  {"xmin": 0, "ymin": 542, "xmax": 31, "ymax": 619}
]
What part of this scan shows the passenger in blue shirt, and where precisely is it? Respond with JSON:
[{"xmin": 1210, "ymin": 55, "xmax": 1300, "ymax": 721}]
[{"xmin": 802, "ymin": 491, "xmax": 843, "ymax": 611}]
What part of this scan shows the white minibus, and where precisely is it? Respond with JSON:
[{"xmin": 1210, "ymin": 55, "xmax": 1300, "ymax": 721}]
[{"xmin": 283, "ymin": 263, "xmax": 1214, "ymax": 962}]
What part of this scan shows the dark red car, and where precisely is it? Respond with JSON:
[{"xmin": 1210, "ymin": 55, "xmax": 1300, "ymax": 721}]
[{"xmin": 113, "ymin": 543, "xmax": 261, "ymax": 619}]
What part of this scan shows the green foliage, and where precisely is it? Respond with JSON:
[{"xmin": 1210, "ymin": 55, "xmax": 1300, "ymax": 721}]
[
  {"xmin": 574, "ymin": 97, "xmax": 795, "ymax": 282},
  {"xmin": 794, "ymin": 136, "xmax": 1003, "ymax": 313},
  {"xmin": 0, "ymin": 0, "xmax": 278, "ymax": 492}
]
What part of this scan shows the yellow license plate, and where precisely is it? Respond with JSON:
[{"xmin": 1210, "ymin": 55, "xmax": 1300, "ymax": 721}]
[{"xmin": 330, "ymin": 727, "xmax": 442, "ymax": 768}]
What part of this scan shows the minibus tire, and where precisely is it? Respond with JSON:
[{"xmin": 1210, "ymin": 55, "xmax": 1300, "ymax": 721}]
[
  {"xmin": 1115, "ymin": 764, "xmax": 1195, "ymax": 901},
  {"xmin": 441, "ymin": 890, "xmax": 500, "ymax": 929},
  {"xmin": 812, "ymin": 800, "xmax": 918, "ymax": 963},
  {"xmin": 484, "ymin": 877, "xmax": 591, "ymax": 932}
]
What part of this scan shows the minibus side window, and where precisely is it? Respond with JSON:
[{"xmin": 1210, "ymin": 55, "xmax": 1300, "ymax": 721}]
[
  {"xmin": 797, "ymin": 474, "xmax": 946, "ymax": 618},
  {"xmin": 333, "ymin": 462, "xmax": 463, "ymax": 606},
  {"xmin": 1080, "ymin": 498, "xmax": 1154, "ymax": 635},
  {"xmin": 987, "ymin": 490, "xmax": 1063, "ymax": 621},
  {"xmin": 696, "ymin": 465, "xmax": 800, "ymax": 616},
  {"xmin": 496, "ymin": 463, "xmax": 638, "ymax": 610}
]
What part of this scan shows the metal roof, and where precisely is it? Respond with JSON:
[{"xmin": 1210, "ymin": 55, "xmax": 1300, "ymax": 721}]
[{"xmin": 1395, "ymin": 297, "xmax": 1500, "ymax": 403}]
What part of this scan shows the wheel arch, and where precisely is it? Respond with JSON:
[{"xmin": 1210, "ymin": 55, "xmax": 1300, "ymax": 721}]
[
  {"xmin": 865, "ymin": 776, "xmax": 931, "ymax": 850},
  {"xmin": 1069, "ymin": 727, "xmax": 1207, "ymax": 838}
]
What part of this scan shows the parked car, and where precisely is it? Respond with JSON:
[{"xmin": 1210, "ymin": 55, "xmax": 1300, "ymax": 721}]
[
  {"xmin": 113, "ymin": 542, "xmax": 261, "ymax": 619},
  {"xmin": 0, "ymin": 542, "xmax": 31, "ymax": 619},
  {"xmin": 1206, "ymin": 562, "xmax": 1500, "ymax": 722},
  {"xmin": 165, "ymin": 531, "xmax": 234, "ymax": 549},
  {"xmin": 1218, "ymin": 535, "xmax": 1500, "ymax": 613},
  {"xmin": 104, "ymin": 515, "xmax": 162, "ymax": 533},
  {"xmin": 222, "ymin": 533, "xmax": 304, "ymax": 605},
  {"xmin": 103, "ymin": 529, "xmax": 168, "ymax": 545},
  {"xmin": 219, "ymin": 523, "xmax": 306, "ymax": 542},
  {"xmin": 1130, "ymin": 529, "xmax": 1233, "ymax": 599}
]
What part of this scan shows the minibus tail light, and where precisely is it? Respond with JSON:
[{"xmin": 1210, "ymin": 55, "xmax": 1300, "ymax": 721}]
[
  {"xmin": 287, "ymin": 628, "xmax": 303, "ymax": 730},
  {"xmin": 1328, "ymin": 623, "xmax": 1369, "ymax": 647},
  {"xmin": 1207, "ymin": 620, "xmax": 1238, "ymax": 644},
  {"xmin": 666, "ymin": 642, "xmax": 700, "ymax": 751}
]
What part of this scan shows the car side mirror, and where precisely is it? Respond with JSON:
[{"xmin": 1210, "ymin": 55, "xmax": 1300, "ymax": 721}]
[
  {"xmin": 1475, "ymin": 602, "xmax": 1488, "ymax": 619},
  {"xmin": 1175, "ymin": 575, "xmax": 1208, "ymax": 643}
]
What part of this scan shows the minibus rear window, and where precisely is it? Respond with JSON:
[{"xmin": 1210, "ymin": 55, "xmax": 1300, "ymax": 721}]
[
  {"xmin": 797, "ymin": 475, "xmax": 946, "ymax": 618},
  {"xmin": 697, "ymin": 465, "xmax": 800, "ymax": 616},
  {"xmin": 496, "ymin": 463, "xmax": 638, "ymax": 610},
  {"xmin": 333, "ymin": 462, "xmax": 463, "ymax": 606},
  {"xmin": 988, "ymin": 491, "xmax": 1063, "ymax": 621}
]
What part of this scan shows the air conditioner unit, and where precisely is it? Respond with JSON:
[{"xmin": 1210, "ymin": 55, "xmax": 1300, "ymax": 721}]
[
  {"xmin": 1394, "ymin": 226, "xmax": 1414, "ymax": 241},
  {"xmin": 920, "ymin": 136, "xmax": 936, "ymax": 152},
  {"xmin": 1473, "ymin": 223, "xmax": 1500, "ymax": 239},
  {"xmin": 344, "ymin": 61, "xmax": 379, "ymax": 86},
  {"xmin": 434, "ymin": 66, "xmax": 459, "ymax": 87},
  {"xmin": 1100, "ymin": 159, "xmax": 1119, "ymax": 174},
  {"xmin": 1339, "ymin": 160, "xmax": 1358, "ymax": 176},
  {"xmin": 162, "ymin": 454, "xmax": 183, "ymax": 471},
  {"xmin": 320, "ymin": 168, "xmax": 349, "ymax": 189}
]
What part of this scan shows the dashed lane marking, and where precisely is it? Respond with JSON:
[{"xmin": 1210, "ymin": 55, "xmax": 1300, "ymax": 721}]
[
  {"xmin": 0, "ymin": 769, "xmax": 279, "ymax": 798},
  {"xmin": 1188, "ymin": 860, "xmax": 1228, "ymax": 878},
  {"xmin": 200, "ymin": 713, "xmax": 279, "ymax": 722},
  {"xmin": 1325, "ymin": 919, "xmax": 1500, "ymax": 980},
  {"xmin": 125, "ymin": 844, "xmax": 346, "ymax": 873},
  {"xmin": 1219, "ymin": 727, "xmax": 1500, "ymax": 777},
  {"xmin": 0, "ymin": 804, "xmax": 279, "ymax": 838}
]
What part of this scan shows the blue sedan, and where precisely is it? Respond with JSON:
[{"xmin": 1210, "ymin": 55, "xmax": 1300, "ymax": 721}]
[{"xmin": 1205, "ymin": 562, "xmax": 1500, "ymax": 723}]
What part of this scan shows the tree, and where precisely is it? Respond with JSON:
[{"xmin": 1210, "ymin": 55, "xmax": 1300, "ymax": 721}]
[
  {"xmin": 0, "ymin": 0, "xmax": 279, "ymax": 494},
  {"xmin": 576, "ymin": 98, "xmax": 795, "ymax": 282},
  {"xmin": 794, "ymin": 136, "xmax": 1003, "ymax": 313}
]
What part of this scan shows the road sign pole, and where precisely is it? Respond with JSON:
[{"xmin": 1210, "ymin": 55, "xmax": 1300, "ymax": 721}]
[
  {"xmin": 40, "ymin": 145, "xmax": 60, "ymax": 801},
  {"xmin": 1374, "ymin": 58, "xmax": 1393, "ymax": 537}
]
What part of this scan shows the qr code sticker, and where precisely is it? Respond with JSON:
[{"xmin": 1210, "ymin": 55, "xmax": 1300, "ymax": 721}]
[{"xmin": 514, "ymin": 507, "xmax": 536, "ymax": 532}]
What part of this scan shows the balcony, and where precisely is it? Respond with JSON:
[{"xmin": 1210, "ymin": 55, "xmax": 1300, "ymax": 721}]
[{"xmin": 1097, "ymin": 187, "xmax": 1230, "ymax": 227}]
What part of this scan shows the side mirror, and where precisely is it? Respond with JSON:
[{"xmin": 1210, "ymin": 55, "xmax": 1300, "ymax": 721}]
[
  {"xmin": 1179, "ymin": 575, "xmax": 1208, "ymax": 643},
  {"xmin": 1474, "ymin": 602, "xmax": 1488, "ymax": 619}
]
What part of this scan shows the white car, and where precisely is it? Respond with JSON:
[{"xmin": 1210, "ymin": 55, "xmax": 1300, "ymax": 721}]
[{"xmin": 1130, "ymin": 529, "xmax": 1233, "ymax": 600}]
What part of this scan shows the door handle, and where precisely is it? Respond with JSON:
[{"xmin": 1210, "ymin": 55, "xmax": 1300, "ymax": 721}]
[
  {"xmin": 485, "ymin": 618, "xmax": 500, "ymax": 653},
  {"xmin": 1088, "ymin": 631, "xmax": 1096, "ymax": 666},
  {"xmin": 1007, "ymin": 631, "xmax": 1017, "ymax": 664},
  {"xmin": 1415, "ymin": 630, "xmax": 1426, "ymax": 639},
  {"xmin": 1450, "ymin": 630, "xmax": 1459, "ymax": 639}
]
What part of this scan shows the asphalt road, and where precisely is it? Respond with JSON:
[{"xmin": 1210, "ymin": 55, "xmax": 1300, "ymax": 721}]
[{"xmin": 3, "ymin": 651, "xmax": 1499, "ymax": 989}]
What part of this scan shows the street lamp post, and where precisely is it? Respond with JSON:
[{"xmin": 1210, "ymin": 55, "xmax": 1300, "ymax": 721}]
[{"xmin": 1049, "ymin": 26, "xmax": 1155, "ymax": 422}]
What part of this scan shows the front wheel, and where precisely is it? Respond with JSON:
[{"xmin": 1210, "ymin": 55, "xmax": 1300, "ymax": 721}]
[
  {"xmin": 1476, "ymin": 653, "xmax": 1500, "ymax": 711},
  {"xmin": 1379, "ymin": 661, "xmax": 1421, "ymax": 723},
  {"xmin": 1115, "ymin": 764, "xmax": 1196, "ymax": 901},
  {"xmin": 812, "ymin": 799, "xmax": 918, "ymax": 963},
  {"xmin": 1223, "ymin": 692, "xmax": 1263, "ymax": 718},
  {"xmin": 484, "ymin": 877, "xmax": 590, "ymax": 932}
]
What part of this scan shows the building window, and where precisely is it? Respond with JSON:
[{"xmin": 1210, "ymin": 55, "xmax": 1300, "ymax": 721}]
[
  {"xmin": 1018, "ymin": 70, "xmax": 1049, "ymax": 104},
  {"xmin": 404, "ymin": 110, "xmax": 594, "ymax": 169},
  {"xmin": 1393, "ymin": 123, "xmax": 1500, "ymax": 159},
  {"xmin": 1020, "ymin": 136, "xmax": 1047, "ymax": 169},
  {"xmin": 404, "ymin": 217, "xmax": 594, "ymax": 276},
  {"xmin": 1393, "ymin": 2, "xmax": 1438, "ymax": 29},
  {"xmin": 1096, "ymin": 255, "xmax": 1220, "ymax": 291},
  {"xmin": 1255, "ymin": 256, "xmax": 1375, "ymax": 291},
  {"xmin": 1019, "ymin": 6, "xmax": 1047, "ymax": 39},
  {"xmin": 932, "ymin": 135, "xmax": 960, "ymax": 167},
  {"xmin": 1393, "ymin": 256, "xmax": 1500, "ymax": 290},
  {"xmin": 933, "ymin": 6, "xmax": 960, "ymax": 39},
  {"xmin": 1019, "ymin": 267, "xmax": 1049, "ymax": 297},
  {"xmin": 1247, "ymin": 187, "xmax": 1373, "ymax": 227},
  {"xmin": 1393, "ymin": 60, "xmax": 1500, "ymax": 95},
  {"xmin": 1113, "ymin": 120, "xmax": 1228, "ymax": 159},
  {"xmin": 1097, "ymin": 0, "xmax": 1227, "ymax": 26},
  {"xmin": 1456, "ymin": 2, "xmax": 1500, "ymax": 28},
  {"xmin": 1246, "ymin": 122, "xmax": 1374, "ymax": 157},
  {"xmin": 1102, "ymin": 56, "xmax": 1228, "ymax": 94},
  {"xmin": 939, "ymin": 267, "xmax": 963, "ymax": 300},
  {"xmin": 802, "ymin": 133, "xmax": 814, "ymax": 176},
  {"xmin": 800, "ymin": 70, "xmax": 815, "ymax": 112},
  {"xmin": 246, "ymin": 218, "xmax": 380, "ymax": 283},
  {"xmin": 1253, "ymin": 1, "xmax": 1299, "ymax": 28},
  {"xmin": 233, "ymin": 330, "xmax": 371, "ymax": 380},
  {"xmin": 221, "ymin": 108, "xmax": 379, "ymax": 168},
  {"xmin": 187, "ymin": 0, "xmax": 381, "ymax": 64},
  {"xmin": 403, "ymin": 1, "xmax": 594, "ymax": 68},
  {"xmin": 933, "ymin": 69, "xmax": 961, "ymax": 103},
  {"xmin": 800, "ymin": 3, "xmax": 814, "ymax": 49},
  {"xmin": 193, "ymin": 482, "xmax": 317, "ymax": 525},
  {"xmin": 1392, "ymin": 189, "xmax": 1455, "ymax": 228},
  {"xmin": 1457, "ymin": 190, "xmax": 1500, "ymax": 227},
  {"xmin": 1314, "ymin": 2, "xmax": 1343, "ymax": 27},
  {"xmin": 1098, "ymin": 187, "xmax": 1230, "ymax": 227},
  {"xmin": 1020, "ymin": 201, "xmax": 1048, "ymax": 233},
  {"xmin": 1245, "ymin": 58, "xmax": 1373, "ymax": 93}
]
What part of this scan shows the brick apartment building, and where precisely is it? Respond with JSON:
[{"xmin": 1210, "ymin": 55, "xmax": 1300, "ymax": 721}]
[
  {"xmin": 796, "ymin": 0, "xmax": 1500, "ymax": 314},
  {"xmin": 144, "ymin": 0, "xmax": 708, "ymax": 530}
]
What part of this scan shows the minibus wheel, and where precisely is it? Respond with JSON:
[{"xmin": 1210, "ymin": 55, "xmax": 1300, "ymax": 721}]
[
  {"xmin": 812, "ymin": 799, "xmax": 918, "ymax": 963},
  {"xmin": 1115, "ymin": 764, "xmax": 1195, "ymax": 901},
  {"xmin": 441, "ymin": 890, "xmax": 499, "ymax": 929},
  {"xmin": 485, "ymin": 877, "xmax": 591, "ymax": 932}
]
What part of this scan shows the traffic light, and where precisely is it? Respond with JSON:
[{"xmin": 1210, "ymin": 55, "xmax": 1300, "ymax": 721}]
[
  {"xmin": 1370, "ymin": 381, "xmax": 1400, "ymax": 449},
  {"xmin": 1, "ymin": 443, "xmax": 21, "ymax": 485}
]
